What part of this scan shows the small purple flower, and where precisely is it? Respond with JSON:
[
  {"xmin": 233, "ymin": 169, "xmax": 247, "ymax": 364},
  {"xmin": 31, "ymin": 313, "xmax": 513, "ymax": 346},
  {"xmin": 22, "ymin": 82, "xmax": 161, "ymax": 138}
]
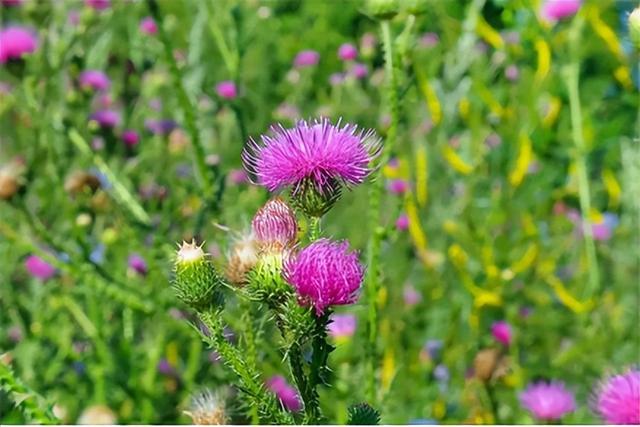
[
  {"xmin": 228, "ymin": 169, "xmax": 249, "ymax": 185},
  {"xmin": 215, "ymin": 80, "xmax": 237, "ymax": 100},
  {"xmin": 79, "ymin": 70, "xmax": 110, "ymax": 92},
  {"xmin": 68, "ymin": 10, "xmax": 80, "ymax": 25},
  {"xmin": 519, "ymin": 381, "xmax": 576, "ymax": 421},
  {"xmin": 266, "ymin": 375, "xmax": 302, "ymax": 412},
  {"xmin": 433, "ymin": 364, "xmax": 450, "ymax": 383},
  {"xmin": 157, "ymin": 359, "xmax": 174, "ymax": 376},
  {"xmin": 252, "ymin": 198, "xmax": 298, "ymax": 251},
  {"xmin": 395, "ymin": 214, "xmax": 409, "ymax": 231},
  {"xmin": 541, "ymin": 0, "xmax": 581, "ymax": 21},
  {"xmin": 139, "ymin": 16, "xmax": 157, "ymax": 35},
  {"xmin": 0, "ymin": 26, "xmax": 38, "ymax": 64},
  {"xmin": 349, "ymin": 62, "xmax": 369, "ymax": 80},
  {"xmin": 85, "ymin": 0, "xmax": 110, "ymax": 11},
  {"xmin": 329, "ymin": 72, "xmax": 345, "ymax": 86},
  {"xmin": 283, "ymin": 239, "xmax": 364, "ymax": 315},
  {"xmin": 293, "ymin": 50, "xmax": 319, "ymax": 68},
  {"xmin": 592, "ymin": 213, "xmax": 619, "ymax": 241},
  {"xmin": 145, "ymin": 119, "xmax": 177, "ymax": 135},
  {"xmin": 485, "ymin": 133, "xmax": 502, "ymax": 148},
  {"xmin": 592, "ymin": 369, "xmax": 640, "ymax": 424},
  {"xmin": 505, "ymin": 65, "xmax": 519, "ymax": 81},
  {"xmin": 338, "ymin": 43, "xmax": 357, "ymax": 61},
  {"xmin": 327, "ymin": 313, "xmax": 357, "ymax": 340},
  {"xmin": 90, "ymin": 244, "xmax": 105, "ymax": 265},
  {"xmin": 419, "ymin": 32, "xmax": 439, "ymax": 49},
  {"xmin": 420, "ymin": 339, "xmax": 443, "ymax": 362},
  {"xmin": 122, "ymin": 130, "xmax": 140, "ymax": 147},
  {"xmin": 24, "ymin": 255, "xmax": 56, "ymax": 281},
  {"xmin": 1, "ymin": 0, "xmax": 24, "ymax": 7},
  {"xmin": 491, "ymin": 321, "xmax": 512, "ymax": 346},
  {"xmin": 128, "ymin": 253, "xmax": 148, "ymax": 276},
  {"xmin": 387, "ymin": 179, "xmax": 409, "ymax": 195},
  {"xmin": 91, "ymin": 110, "xmax": 120, "ymax": 128},
  {"xmin": 243, "ymin": 118, "xmax": 380, "ymax": 196},
  {"xmin": 360, "ymin": 32, "xmax": 377, "ymax": 57},
  {"xmin": 403, "ymin": 285, "xmax": 421, "ymax": 306}
]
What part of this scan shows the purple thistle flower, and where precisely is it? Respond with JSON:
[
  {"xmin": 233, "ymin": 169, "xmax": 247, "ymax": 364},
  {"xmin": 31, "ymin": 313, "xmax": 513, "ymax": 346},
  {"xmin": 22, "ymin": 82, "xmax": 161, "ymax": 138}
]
[
  {"xmin": 541, "ymin": 0, "xmax": 581, "ymax": 21},
  {"xmin": 387, "ymin": 179, "xmax": 409, "ymax": 195},
  {"xmin": 0, "ymin": 26, "xmax": 38, "ymax": 64},
  {"xmin": 128, "ymin": 253, "xmax": 148, "ymax": 276},
  {"xmin": 79, "ymin": 70, "xmax": 110, "ymax": 92},
  {"xmin": 395, "ymin": 213, "xmax": 409, "ymax": 231},
  {"xmin": 327, "ymin": 313, "xmax": 357, "ymax": 340},
  {"xmin": 505, "ymin": 65, "xmax": 519, "ymax": 81},
  {"xmin": 122, "ymin": 129, "xmax": 140, "ymax": 147},
  {"xmin": 266, "ymin": 375, "xmax": 302, "ymax": 412},
  {"xmin": 157, "ymin": 358, "xmax": 174, "ymax": 376},
  {"xmin": 24, "ymin": 255, "xmax": 56, "ymax": 281},
  {"xmin": 145, "ymin": 118, "xmax": 177, "ymax": 135},
  {"xmin": 85, "ymin": 0, "xmax": 110, "ymax": 11},
  {"xmin": 403, "ymin": 285, "xmax": 421, "ymax": 306},
  {"xmin": 293, "ymin": 50, "xmax": 319, "ymax": 68},
  {"xmin": 215, "ymin": 80, "xmax": 237, "ymax": 100},
  {"xmin": 519, "ymin": 381, "xmax": 576, "ymax": 421},
  {"xmin": 91, "ymin": 110, "xmax": 120, "ymax": 128},
  {"xmin": 283, "ymin": 239, "xmax": 364, "ymax": 315},
  {"xmin": 349, "ymin": 62, "xmax": 369, "ymax": 80},
  {"xmin": 139, "ymin": 16, "xmax": 157, "ymax": 35},
  {"xmin": 251, "ymin": 198, "xmax": 298, "ymax": 252},
  {"xmin": 419, "ymin": 32, "xmax": 439, "ymax": 49},
  {"xmin": 329, "ymin": 72, "xmax": 345, "ymax": 86},
  {"xmin": 592, "ymin": 369, "xmax": 640, "ymax": 424},
  {"xmin": 338, "ymin": 43, "xmax": 358, "ymax": 61},
  {"xmin": 491, "ymin": 321, "xmax": 512, "ymax": 346},
  {"xmin": 243, "ymin": 118, "xmax": 380, "ymax": 215}
]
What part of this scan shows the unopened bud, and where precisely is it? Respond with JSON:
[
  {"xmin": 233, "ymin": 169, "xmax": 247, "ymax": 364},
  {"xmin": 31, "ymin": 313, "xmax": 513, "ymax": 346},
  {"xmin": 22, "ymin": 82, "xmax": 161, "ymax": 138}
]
[
  {"xmin": 251, "ymin": 198, "xmax": 298, "ymax": 253},
  {"xmin": 225, "ymin": 236, "xmax": 259, "ymax": 286},
  {"xmin": 184, "ymin": 389, "xmax": 227, "ymax": 425},
  {"xmin": 173, "ymin": 240, "xmax": 224, "ymax": 310},
  {"xmin": 365, "ymin": 0, "xmax": 399, "ymax": 20},
  {"xmin": 291, "ymin": 178, "xmax": 341, "ymax": 218}
]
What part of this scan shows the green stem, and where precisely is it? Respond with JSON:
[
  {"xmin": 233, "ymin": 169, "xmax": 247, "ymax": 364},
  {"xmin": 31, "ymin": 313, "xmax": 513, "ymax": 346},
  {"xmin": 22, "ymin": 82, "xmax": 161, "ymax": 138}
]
[
  {"xmin": 484, "ymin": 382, "xmax": 500, "ymax": 424},
  {"xmin": 146, "ymin": 0, "xmax": 213, "ymax": 197},
  {"xmin": 198, "ymin": 310, "xmax": 291, "ymax": 424},
  {"xmin": 308, "ymin": 216, "xmax": 322, "ymax": 242},
  {"xmin": 563, "ymin": 19, "xmax": 600, "ymax": 300},
  {"xmin": 364, "ymin": 18, "xmax": 400, "ymax": 404},
  {"xmin": 0, "ymin": 362, "xmax": 59, "ymax": 424},
  {"xmin": 288, "ymin": 344, "xmax": 320, "ymax": 423}
]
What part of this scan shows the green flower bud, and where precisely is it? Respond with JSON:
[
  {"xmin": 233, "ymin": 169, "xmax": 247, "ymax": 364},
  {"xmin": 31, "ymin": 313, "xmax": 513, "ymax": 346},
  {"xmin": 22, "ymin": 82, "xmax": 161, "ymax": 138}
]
[
  {"xmin": 630, "ymin": 8, "xmax": 640, "ymax": 50},
  {"xmin": 247, "ymin": 252, "xmax": 291, "ymax": 306},
  {"xmin": 365, "ymin": 0, "xmax": 399, "ymax": 20},
  {"xmin": 173, "ymin": 240, "xmax": 224, "ymax": 310},
  {"xmin": 291, "ymin": 178, "xmax": 341, "ymax": 218}
]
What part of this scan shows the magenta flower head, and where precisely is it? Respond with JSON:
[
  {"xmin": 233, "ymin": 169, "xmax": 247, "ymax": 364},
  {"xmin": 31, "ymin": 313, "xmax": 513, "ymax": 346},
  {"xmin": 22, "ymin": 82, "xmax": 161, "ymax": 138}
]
[
  {"xmin": 519, "ymin": 381, "xmax": 576, "ymax": 421},
  {"xmin": 128, "ymin": 253, "xmax": 148, "ymax": 276},
  {"xmin": 215, "ymin": 80, "xmax": 237, "ymax": 100},
  {"xmin": 395, "ymin": 213, "xmax": 409, "ymax": 231},
  {"xmin": 24, "ymin": 255, "xmax": 56, "ymax": 281},
  {"xmin": 1, "ymin": 0, "xmax": 24, "ymax": 7},
  {"xmin": 79, "ymin": 70, "xmax": 110, "ymax": 92},
  {"xmin": 387, "ymin": 179, "xmax": 409, "ymax": 195},
  {"xmin": 592, "ymin": 368, "xmax": 640, "ymax": 424},
  {"xmin": 349, "ymin": 62, "xmax": 369, "ymax": 80},
  {"xmin": 266, "ymin": 375, "xmax": 301, "ymax": 412},
  {"xmin": 293, "ymin": 50, "xmax": 319, "ymax": 68},
  {"xmin": 491, "ymin": 321, "xmax": 512, "ymax": 346},
  {"xmin": 243, "ymin": 118, "xmax": 381, "ymax": 217},
  {"xmin": 328, "ymin": 313, "xmax": 357, "ymax": 340},
  {"xmin": 0, "ymin": 26, "xmax": 38, "ymax": 64},
  {"xmin": 90, "ymin": 110, "xmax": 120, "ymax": 129},
  {"xmin": 541, "ymin": 0, "xmax": 581, "ymax": 21},
  {"xmin": 139, "ymin": 16, "xmax": 157, "ymax": 35},
  {"xmin": 122, "ymin": 129, "xmax": 140, "ymax": 147},
  {"xmin": 283, "ymin": 239, "xmax": 364, "ymax": 315},
  {"xmin": 85, "ymin": 0, "xmax": 110, "ymax": 11},
  {"xmin": 338, "ymin": 43, "xmax": 358, "ymax": 61},
  {"xmin": 251, "ymin": 198, "xmax": 298, "ymax": 253}
]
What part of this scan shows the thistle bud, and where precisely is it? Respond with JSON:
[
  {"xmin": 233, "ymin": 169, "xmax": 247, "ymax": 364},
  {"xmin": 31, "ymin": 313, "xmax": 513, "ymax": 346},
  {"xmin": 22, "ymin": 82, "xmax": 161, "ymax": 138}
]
[
  {"xmin": 365, "ymin": 0, "xmax": 399, "ymax": 20},
  {"xmin": 291, "ymin": 178, "xmax": 342, "ymax": 218},
  {"xmin": 630, "ymin": 8, "xmax": 640, "ymax": 49},
  {"xmin": 173, "ymin": 240, "xmax": 224, "ymax": 310},
  {"xmin": 184, "ymin": 389, "xmax": 227, "ymax": 425},
  {"xmin": 473, "ymin": 348, "xmax": 501, "ymax": 382},
  {"xmin": 252, "ymin": 198, "xmax": 298, "ymax": 253},
  {"xmin": 225, "ymin": 236, "xmax": 259, "ymax": 286}
]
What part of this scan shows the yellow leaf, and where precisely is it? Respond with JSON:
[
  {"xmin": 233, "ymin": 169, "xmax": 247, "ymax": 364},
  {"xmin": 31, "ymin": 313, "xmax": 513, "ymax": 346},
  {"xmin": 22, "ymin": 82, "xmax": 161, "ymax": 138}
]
[
  {"xmin": 509, "ymin": 132, "xmax": 533, "ymax": 187},
  {"xmin": 542, "ymin": 96, "xmax": 561, "ymax": 127},
  {"xmin": 405, "ymin": 193, "xmax": 428, "ymax": 252},
  {"xmin": 459, "ymin": 97, "xmax": 470, "ymax": 120},
  {"xmin": 476, "ymin": 16, "xmax": 504, "ymax": 49},
  {"xmin": 546, "ymin": 275, "xmax": 594, "ymax": 313},
  {"xmin": 381, "ymin": 348, "xmax": 395, "ymax": 391},
  {"xmin": 415, "ymin": 145, "xmax": 428, "ymax": 207},
  {"xmin": 448, "ymin": 243, "xmax": 468, "ymax": 269},
  {"xmin": 415, "ymin": 67, "xmax": 442, "ymax": 125},
  {"xmin": 442, "ymin": 145, "xmax": 473, "ymax": 175},
  {"xmin": 512, "ymin": 243, "xmax": 538, "ymax": 274},
  {"xmin": 614, "ymin": 66, "xmax": 633, "ymax": 90},
  {"xmin": 534, "ymin": 39, "xmax": 551, "ymax": 83},
  {"xmin": 602, "ymin": 169, "xmax": 621, "ymax": 209},
  {"xmin": 587, "ymin": 5, "xmax": 624, "ymax": 60}
]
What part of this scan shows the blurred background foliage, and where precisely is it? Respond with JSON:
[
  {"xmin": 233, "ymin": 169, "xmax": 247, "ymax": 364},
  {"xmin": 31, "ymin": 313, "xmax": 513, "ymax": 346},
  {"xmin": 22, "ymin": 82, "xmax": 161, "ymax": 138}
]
[{"xmin": 1, "ymin": 0, "xmax": 638, "ymax": 424}]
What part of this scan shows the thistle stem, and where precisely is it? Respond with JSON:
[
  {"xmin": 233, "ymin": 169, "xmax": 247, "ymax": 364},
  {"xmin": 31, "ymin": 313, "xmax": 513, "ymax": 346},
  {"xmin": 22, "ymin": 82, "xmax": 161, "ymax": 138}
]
[
  {"xmin": 309, "ymin": 216, "xmax": 322, "ymax": 242},
  {"xmin": 563, "ymin": 18, "xmax": 600, "ymax": 300},
  {"xmin": 288, "ymin": 343, "xmax": 320, "ymax": 424},
  {"xmin": 364, "ymin": 18, "xmax": 400, "ymax": 404},
  {"xmin": 0, "ymin": 362, "xmax": 59, "ymax": 425}
]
